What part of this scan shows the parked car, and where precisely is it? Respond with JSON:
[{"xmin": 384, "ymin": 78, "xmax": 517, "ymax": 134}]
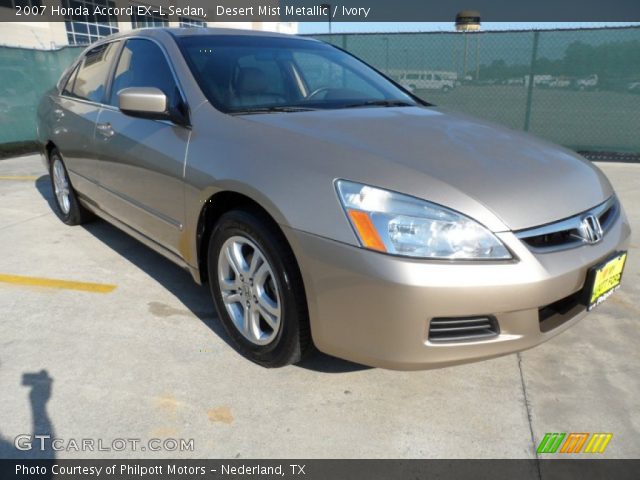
[
  {"xmin": 398, "ymin": 71, "xmax": 455, "ymax": 92},
  {"xmin": 627, "ymin": 81, "xmax": 640, "ymax": 94},
  {"xmin": 505, "ymin": 77, "xmax": 524, "ymax": 86},
  {"xmin": 524, "ymin": 74, "xmax": 553, "ymax": 88},
  {"xmin": 37, "ymin": 28, "xmax": 630, "ymax": 370},
  {"xmin": 575, "ymin": 74, "xmax": 599, "ymax": 91},
  {"xmin": 548, "ymin": 77, "xmax": 571, "ymax": 89}
]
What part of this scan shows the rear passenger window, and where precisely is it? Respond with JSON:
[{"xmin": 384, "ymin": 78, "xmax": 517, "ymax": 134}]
[
  {"xmin": 109, "ymin": 39, "xmax": 178, "ymax": 107},
  {"xmin": 71, "ymin": 41, "xmax": 120, "ymax": 103}
]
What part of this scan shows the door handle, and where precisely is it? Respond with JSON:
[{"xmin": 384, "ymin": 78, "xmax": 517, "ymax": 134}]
[
  {"xmin": 53, "ymin": 108, "xmax": 64, "ymax": 120},
  {"xmin": 96, "ymin": 122, "xmax": 114, "ymax": 138}
]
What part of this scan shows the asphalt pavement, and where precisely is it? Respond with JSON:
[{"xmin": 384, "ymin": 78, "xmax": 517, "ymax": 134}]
[{"xmin": 0, "ymin": 154, "xmax": 638, "ymax": 460}]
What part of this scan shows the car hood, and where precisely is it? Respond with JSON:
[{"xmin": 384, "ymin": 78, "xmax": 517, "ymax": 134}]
[{"xmin": 239, "ymin": 106, "xmax": 613, "ymax": 231}]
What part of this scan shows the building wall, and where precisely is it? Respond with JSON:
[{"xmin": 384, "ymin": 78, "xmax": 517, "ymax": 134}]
[
  {"xmin": 0, "ymin": 22, "xmax": 68, "ymax": 49},
  {"xmin": 0, "ymin": 1, "xmax": 297, "ymax": 50}
]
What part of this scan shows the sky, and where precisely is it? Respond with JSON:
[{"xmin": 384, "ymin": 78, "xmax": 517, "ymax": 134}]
[{"xmin": 298, "ymin": 22, "xmax": 640, "ymax": 34}]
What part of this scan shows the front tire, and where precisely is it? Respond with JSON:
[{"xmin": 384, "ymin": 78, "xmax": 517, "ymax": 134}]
[
  {"xmin": 48, "ymin": 149, "xmax": 92, "ymax": 225},
  {"xmin": 207, "ymin": 209, "xmax": 310, "ymax": 367}
]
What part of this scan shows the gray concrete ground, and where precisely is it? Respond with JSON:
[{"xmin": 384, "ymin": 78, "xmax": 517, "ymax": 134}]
[{"xmin": 0, "ymin": 154, "xmax": 638, "ymax": 460}]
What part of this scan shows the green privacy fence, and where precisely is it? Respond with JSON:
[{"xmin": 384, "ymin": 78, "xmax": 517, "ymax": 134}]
[
  {"xmin": 0, "ymin": 46, "xmax": 83, "ymax": 144},
  {"xmin": 309, "ymin": 26, "xmax": 640, "ymax": 153},
  {"xmin": 1, "ymin": 27, "xmax": 639, "ymax": 152}
]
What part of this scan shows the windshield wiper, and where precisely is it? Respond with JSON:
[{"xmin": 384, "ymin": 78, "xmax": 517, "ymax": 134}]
[
  {"xmin": 231, "ymin": 106, "xmax": 318, "ymax": 115},
  {"xmin": 340, "ymin": 99, "xmax": 414, "ymax": 109}
]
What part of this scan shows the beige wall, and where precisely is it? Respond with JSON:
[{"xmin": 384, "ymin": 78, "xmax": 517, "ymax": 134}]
[{"xmin": 0, "ymin": 22, "xmax": 68, "ymax": 49}]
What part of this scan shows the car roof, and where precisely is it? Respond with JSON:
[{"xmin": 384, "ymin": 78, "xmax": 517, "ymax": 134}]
[
  {"xmin": 169, "ymin": 27, "xmax": 296, "ymax": 38},
  {"xmin": 70, "ymin": 27, "xmax": 322, "ymax": 75},
  {"xmin": 100, "ymin": 26, "xmax": 313, "ymax": 43}
]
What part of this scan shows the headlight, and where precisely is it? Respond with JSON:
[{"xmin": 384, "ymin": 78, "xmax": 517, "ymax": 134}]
[{"xmin": 336, "ymin": 180, "xmax": 511, "ymax": 260}]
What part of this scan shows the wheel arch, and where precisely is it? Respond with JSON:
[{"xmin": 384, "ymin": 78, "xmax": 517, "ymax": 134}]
[
  {"xmin": 199, "ymin": 190, "xmax": 314, "ymax": 365},
  {"xmin": 44, "ymin": 141, "xmax": 57, "ymax": 166},
  {"xmin": 194, "ymin": 189, "xmax": 302, "ymax": 288}
]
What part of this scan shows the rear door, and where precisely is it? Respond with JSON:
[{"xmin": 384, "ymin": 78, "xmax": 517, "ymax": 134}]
[
  {"xmin": 51, "ymin": 41, "xmax": 121, "ymax": 200},
  {"xmin": 96, "ymin": 38, "xmax": 189, "ymax": 254}
]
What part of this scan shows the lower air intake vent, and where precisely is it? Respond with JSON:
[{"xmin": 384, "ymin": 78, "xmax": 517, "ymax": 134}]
[{"xmin": 429, "ymin": 316, "xmax": 499, "ymax": 343}]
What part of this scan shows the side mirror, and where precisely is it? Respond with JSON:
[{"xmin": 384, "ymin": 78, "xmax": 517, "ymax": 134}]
[
  {"xmin": 118, "ymin": 87, "xmax": 190, "ymax": 127},
  {"xmin": 118, "ymin": 87, "xmax": 167, "ymax": 117},
  {"xmin": 118, "ymin": 87, "xmax": 190, "ymax": 128}
]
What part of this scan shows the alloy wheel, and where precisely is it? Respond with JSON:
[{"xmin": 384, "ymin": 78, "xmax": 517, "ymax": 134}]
[
  {"xmin": 52, "ymin": 158, "xmax": 71, "ymax": 215},
  {"xmin": 217, "ymin": 235, "xmax": 282, "ymax": 346}
]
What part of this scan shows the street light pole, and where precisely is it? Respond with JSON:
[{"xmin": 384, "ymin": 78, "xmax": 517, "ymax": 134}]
[
  {"xmin": 383, "ymin": 37, "xmax": 389, "ymax": 73},
  {"xmin": 463, "ymin": 33, "xmax": 468, "ymax": 80},
  {"xmin": 455, "ymin": 10, "xmax": 481, "ymax": 82},
  {"xmin": 476, "ymin": 34, "xmax": 481, "ymax": 80}
]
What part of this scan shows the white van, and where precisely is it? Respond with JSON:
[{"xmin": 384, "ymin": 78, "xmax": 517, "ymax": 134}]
[{"xmin": 398, "ymin": 71, "xmax": 455, "ymax": 92}]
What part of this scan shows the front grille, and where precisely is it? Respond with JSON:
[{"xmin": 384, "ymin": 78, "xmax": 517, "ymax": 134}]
[
  {"xmin": 428, "ymin": 316, "xmax": 499, "ymax": 343},
  {"xmin": 515, "ymin": 196, "xmax": 619, "ymax": 253},
  {"xmin": 539, "ymin": 289, "xmax": 586, "ymax": 332}
]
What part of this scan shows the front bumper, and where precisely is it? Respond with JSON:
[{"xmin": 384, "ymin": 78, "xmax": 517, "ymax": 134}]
[{"xmin": 284, "ymin": 210, "xmax": 631, "ymax": 370}]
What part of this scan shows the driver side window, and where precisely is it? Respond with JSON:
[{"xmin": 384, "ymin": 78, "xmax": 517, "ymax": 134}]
[
  {"xmin": 109, "ymin": 39, "xmax": 178, "ymax": 108},
  {"xmin": 293, "ymin": 51, "xmax": 382, "ymax": 98},
  {"xmin": 293, "ymin": 51, "xmax": 334, "ymax": 91}
]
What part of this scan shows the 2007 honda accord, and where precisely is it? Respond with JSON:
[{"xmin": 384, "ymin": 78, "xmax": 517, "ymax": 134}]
[{"xmin": 37, "ymin": 28, "xmax": 630, "ymax": 370}]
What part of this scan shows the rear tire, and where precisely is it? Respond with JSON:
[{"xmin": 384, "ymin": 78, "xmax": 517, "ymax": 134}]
[
  {"xmin": 207, "ymin": 209, "xmax": 311, "ymax": 367},
  {"xmin": 48, "ymin": 149, "xmax": 93, "ymax": 225}
]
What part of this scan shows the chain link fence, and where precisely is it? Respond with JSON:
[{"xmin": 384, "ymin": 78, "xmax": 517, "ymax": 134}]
[
  {"xmin": 1, "ymin": 27, "xmax": 639, "ymax": 154},
  {"xmin": 0, "ymin": 46, "xmax": 83, "ymax": 145},
  {"xmin": 309, "ymin": 26, "xmax": 640, "ymax": 153}
]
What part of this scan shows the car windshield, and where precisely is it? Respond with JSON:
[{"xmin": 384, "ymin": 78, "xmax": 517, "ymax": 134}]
[{"xmin": 176, "ymin": 34, "xmax": 420, "ymax": 113}]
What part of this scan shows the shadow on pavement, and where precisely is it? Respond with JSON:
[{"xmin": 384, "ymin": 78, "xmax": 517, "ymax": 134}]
[
  {"xmin": 0, "ymin": 363, "xmax": 56, "ymax": 470},
  {"xmin": 35, "ymin": 175, "xmax": 370, "ymax": 373},
  {"xmin": 35, "ymin": 174, "xmax": 225, "ymax": 338},
  {"xmin": 36, "ymin": 174, "xmax": 56, "ymax": 213},
  {"xmin": 296, "ymin": 351, "xmax": 371, "ymax": 373}
]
